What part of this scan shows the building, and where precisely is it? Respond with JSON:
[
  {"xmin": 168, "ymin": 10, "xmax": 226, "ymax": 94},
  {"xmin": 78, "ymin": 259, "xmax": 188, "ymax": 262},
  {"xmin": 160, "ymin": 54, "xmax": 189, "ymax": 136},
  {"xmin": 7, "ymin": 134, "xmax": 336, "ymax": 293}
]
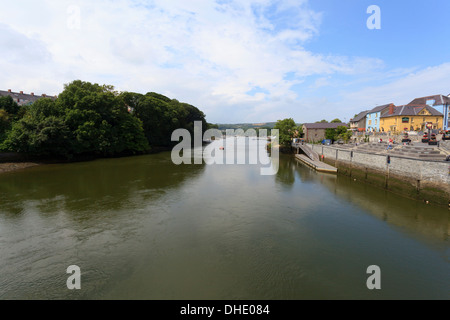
[
  {"xmin": 365, "ymin": 103, "xmax": 394, "ymax": 132},
  {"xmin": 349, "ymin": 111, "xmax": 368, "ymax": 132},
  {"xmin": 302, "ymin": 122, "xmax": 348, "ymax": 142},
  {"xmin": 379, "ymin": 104, "xmax": 443, "ymax": 132},
  {"xmin": 0, "ymin": 89, "xmax": 56, "ymax": 106},
  {"xmin": 407, "ymin": 94, "xmax": 450, "ymax": 130}
]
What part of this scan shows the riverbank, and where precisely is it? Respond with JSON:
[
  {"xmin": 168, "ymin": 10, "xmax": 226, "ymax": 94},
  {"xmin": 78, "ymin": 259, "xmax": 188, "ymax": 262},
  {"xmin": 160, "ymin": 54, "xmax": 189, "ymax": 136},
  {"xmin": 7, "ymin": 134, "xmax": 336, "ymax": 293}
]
[
  {"xmin": 0, "ymin": 144, "xmax": 200, "ymax": 175},
  {"xmin": 0, "ymin": 162, "xmax": 41, "ymax": 174},
  {"xmin": 0, "ymin": 153, "xmax": 40, "ymax": 174}
]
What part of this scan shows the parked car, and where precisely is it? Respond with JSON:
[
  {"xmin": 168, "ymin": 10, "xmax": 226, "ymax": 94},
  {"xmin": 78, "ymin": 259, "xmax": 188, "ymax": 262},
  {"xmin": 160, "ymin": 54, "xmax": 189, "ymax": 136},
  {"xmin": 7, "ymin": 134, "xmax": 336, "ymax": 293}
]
[
  {"xmin": 322, "ymin": 139, "xmax": 332, "ymax": 145},
  {"xmin": 442, "ymin": 130, "xmax": 450, "ymax": 141},
  {"xmin": 334, "ymin": 139, "xmax": 344, "ymax": 145}
]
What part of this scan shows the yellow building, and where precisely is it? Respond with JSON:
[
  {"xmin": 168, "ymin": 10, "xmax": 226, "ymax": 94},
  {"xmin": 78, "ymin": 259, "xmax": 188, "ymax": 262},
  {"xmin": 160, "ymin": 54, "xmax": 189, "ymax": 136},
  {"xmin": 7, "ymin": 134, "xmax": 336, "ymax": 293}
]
[{"xmin": 380, "ymin": 104, "xmax": 443, "ymax": 133}]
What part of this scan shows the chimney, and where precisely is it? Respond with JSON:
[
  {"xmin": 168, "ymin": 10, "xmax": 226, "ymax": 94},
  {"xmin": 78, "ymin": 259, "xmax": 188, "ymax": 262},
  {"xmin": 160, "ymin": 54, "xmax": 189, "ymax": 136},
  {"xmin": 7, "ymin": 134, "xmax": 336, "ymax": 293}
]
[
  {"xmin": 42, "ymin": 94, "xmax": 47, "ymax": 97},
  {"xmin": 8, "ymin": 89, "xmax": 11, "ymax": 93},
  {"xmin": 20, "ymin": 91, "xmax": 23, "ymax": 94},
  {"xmin": 389, "ymin": 103, "xmax": 395, "ymax": 115}
]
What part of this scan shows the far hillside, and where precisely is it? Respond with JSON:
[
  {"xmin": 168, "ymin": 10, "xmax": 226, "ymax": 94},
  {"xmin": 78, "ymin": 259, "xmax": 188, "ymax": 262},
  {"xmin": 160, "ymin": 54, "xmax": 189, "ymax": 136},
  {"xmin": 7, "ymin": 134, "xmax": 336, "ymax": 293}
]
[{"xmin": 217, "ymin": 122, "xmax": 300, "ymax": 131}]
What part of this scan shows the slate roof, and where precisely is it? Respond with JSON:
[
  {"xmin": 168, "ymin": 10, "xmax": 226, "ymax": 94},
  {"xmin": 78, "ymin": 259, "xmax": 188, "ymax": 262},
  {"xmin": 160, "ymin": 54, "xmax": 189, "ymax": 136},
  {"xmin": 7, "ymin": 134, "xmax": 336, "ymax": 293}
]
[
  {"xmin": 0, "ymin": 90, "xmax": 56, "ymax": 105},
  {"xmin": 368, "ymin": 103, "xmax": 394, "ymax": 114},
  {"xmin": 380, "ymin": 105, "xmax": 443, "ymax": 118},
  {"xmin": 350, "ymin": 111, "xmax": 368, "ymax": 123},
  {"xmin": 408, "ymin": 94, "xmax": 450, "ymax": 106}
]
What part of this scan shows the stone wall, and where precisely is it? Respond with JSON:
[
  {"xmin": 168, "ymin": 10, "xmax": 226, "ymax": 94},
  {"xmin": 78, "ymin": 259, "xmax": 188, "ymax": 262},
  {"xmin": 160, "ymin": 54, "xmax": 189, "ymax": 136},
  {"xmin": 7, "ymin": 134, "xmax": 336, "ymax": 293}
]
[
  {"xmin": 308, "ymin": 144, "xmax": 450, "ymax": 206},
  {"xmin": 305, "ymin": 128, "xmax": 326, "ymax": 142}
]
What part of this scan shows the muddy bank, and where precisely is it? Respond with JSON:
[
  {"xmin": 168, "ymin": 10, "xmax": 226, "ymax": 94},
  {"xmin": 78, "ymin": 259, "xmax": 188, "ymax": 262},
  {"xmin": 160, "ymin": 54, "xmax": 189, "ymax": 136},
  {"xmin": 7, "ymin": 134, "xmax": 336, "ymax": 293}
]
[
  {"xmin": 0, "ymin": 147, "xmax": 173, "ymax": 175},
  {"xmin": 0, "ymin": 162, "xmax": 41, "ymax": 174}
]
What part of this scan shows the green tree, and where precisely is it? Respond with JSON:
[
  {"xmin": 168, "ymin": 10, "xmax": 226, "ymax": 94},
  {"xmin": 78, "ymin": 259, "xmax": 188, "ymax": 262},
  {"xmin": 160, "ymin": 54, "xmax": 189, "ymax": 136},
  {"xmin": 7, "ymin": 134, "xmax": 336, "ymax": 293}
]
[
  {"xmin": 0, "ymin": 109, "xmax": 10, "ymax": 146},
  {"xmin": 274, "ymin": 118, "xmax": 299, "ymax": 147},
  {"xmin": 133, "ymin": 95, "xmax": 178, "ymax": 146},
  {"xmin": 127, "ymin": 92, "xmax": 207, "ymax": 147},
  {"xmin": 0, "ymin": 96, "xmax": 20, "ymax": 116},
  {"xmin": 336, "ymin": 125, "xmax": 353, "ymax": 142},
  {"xmin": 5, "ymin": 114, "xmax": 71, "ymax": 156},
  {"xmin": 58, "ymin": 81, "xmax": 149, "ymax": 155},
  {"xmin": 325, "ymin": 128, "xmax": 337, "ymax": 141},
  {"xmin": 5, "ymin": 81, "xmax": 149, "ymax": 157},
  {"xmin": 331, "ymin": 118, "xmax": 343, "ymax": 123},
  {"xmin": 316, "ymin": 119, "xmax": 328, "ymax": 123},
  {"xmin": 325, "ymin": 125, "xmax": 352, "ymax": 142},
  {"xmin": 4, "ymin": 80, "xmax": 210, "ymax": 157}
]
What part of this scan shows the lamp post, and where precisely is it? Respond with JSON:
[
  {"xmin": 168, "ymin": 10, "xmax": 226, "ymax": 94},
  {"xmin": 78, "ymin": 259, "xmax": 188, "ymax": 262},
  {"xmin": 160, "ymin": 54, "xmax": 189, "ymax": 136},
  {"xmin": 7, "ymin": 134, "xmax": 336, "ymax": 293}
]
[{"xmin": 445, "ymin": 94, "xmax": 450, "ymax": 131}]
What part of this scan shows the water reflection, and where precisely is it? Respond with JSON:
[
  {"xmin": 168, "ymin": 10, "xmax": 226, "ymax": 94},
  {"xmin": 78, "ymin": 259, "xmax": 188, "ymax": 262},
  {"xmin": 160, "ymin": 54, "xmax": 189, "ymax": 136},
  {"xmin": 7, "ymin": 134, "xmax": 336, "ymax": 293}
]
[
  {"xmin": 293, "ymin": 159, "xmax": 449, "ymax": 244},
  {"xmin": 0, "ymin": 153, "xmax": 206, "ymax": 218},
  {"xmin": 275, "ymin": 154, "xmax": 295, "ymax": 187},
  {"xmin": 0, "ymin": 141, "xmax": 448, "ymax": 300}
]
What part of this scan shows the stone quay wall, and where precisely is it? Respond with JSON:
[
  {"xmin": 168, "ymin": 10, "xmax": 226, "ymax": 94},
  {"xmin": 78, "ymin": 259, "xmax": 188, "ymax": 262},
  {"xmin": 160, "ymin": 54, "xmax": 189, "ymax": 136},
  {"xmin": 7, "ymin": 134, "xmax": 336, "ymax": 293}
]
[{"xmin": 307, "ymin": 144, "xmax": 450, "ymax": 206}]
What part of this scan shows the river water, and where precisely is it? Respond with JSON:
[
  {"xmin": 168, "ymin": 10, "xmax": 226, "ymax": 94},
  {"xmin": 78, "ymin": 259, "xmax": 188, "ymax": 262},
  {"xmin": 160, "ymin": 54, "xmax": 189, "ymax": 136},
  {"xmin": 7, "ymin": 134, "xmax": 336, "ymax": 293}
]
[{"xmin": 0, "ymin": 138, "xmax": 448, "ymax": 299}]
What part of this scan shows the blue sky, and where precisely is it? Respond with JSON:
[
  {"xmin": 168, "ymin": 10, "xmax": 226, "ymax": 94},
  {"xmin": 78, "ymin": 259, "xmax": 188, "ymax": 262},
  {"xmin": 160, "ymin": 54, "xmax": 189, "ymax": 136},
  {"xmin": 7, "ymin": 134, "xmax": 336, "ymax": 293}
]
[{"xmin": 1, "ymin": 0, "xmax": 449, "ymax": 124}]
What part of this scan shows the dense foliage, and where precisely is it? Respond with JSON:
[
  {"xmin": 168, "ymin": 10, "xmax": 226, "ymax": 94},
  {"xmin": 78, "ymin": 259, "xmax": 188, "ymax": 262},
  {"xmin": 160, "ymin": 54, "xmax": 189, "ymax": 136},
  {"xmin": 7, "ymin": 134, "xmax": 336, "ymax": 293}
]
[
  {"xmin": 0, "ymin": 96, "xmax": 25, "ymax": 147},
  {"xmin": 0, "ymin": 80, "xmax": 209, "ymax": 158},
  {"xmin": 325, "ymin": 125, "xmax": 352, "ymax": 142},
  {"xmin": 120, "ymin": 91, "xmax": 208, "ymax": 147},
  {"xmin": 274, "ymin": 118, "xmax": 302, "ymax": 147}
]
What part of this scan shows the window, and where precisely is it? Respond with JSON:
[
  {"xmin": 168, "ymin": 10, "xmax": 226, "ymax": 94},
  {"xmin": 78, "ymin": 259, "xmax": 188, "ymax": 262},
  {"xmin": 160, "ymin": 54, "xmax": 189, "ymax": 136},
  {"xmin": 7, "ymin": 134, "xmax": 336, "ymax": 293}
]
[
  {"xmin": 368, "ymin": 120, "xmax": 372, "ymax": 125},
  {"xmin": 375, "ymin": 119, "xmax": 377, "ymax": 125}
]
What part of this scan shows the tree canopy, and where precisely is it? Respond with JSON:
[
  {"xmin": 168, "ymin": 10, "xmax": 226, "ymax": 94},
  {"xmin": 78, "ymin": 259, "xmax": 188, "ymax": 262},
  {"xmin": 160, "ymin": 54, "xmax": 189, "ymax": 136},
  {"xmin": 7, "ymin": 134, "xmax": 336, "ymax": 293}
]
[
  {"xmin": 121, "ymin": 91, "xmax": 207, "ymax": 147},
  {"xmin": 274, "ymin": 118, "xmax": 301, "ymax": 147},
  {"xmin": 1, "ymin": 80, "xmax": 209, "ymax": 157},
  {"xmin": 325, "ymin": 125, "xmax": 352, "ymax": 142}
]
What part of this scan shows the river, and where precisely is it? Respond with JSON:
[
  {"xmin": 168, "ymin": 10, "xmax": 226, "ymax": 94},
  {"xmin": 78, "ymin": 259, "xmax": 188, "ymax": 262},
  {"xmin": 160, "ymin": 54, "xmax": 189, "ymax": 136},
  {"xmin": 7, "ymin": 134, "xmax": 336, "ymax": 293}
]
[{"xmin": 0, "ymin": 138, "xmax": 448, "ymax": 299}]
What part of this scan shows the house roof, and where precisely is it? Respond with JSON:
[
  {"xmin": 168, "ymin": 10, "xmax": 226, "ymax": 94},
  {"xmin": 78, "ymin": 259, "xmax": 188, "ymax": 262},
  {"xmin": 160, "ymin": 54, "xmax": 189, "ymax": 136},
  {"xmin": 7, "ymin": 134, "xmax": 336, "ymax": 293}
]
[
  {"xmin": 407, "ymin": 94, "xmax": 450, "ymax": 106},
  {"xmin": 350, "ymin": 111, "xmax": 368, "ymax": 123},
  {"xmin": 303, "ymin": 122, "xmax": 348, "ymax": 129},
  {"xmin": 0, "ymin": 90, "xmax": 56, "ymax": 103},
  {"xmin": 380, "ymin": 105, "xmax": 443, "ymax": 118},
  {"xmin": 368, "ymin": 103, "xmax": 394, "ymax": 114}
]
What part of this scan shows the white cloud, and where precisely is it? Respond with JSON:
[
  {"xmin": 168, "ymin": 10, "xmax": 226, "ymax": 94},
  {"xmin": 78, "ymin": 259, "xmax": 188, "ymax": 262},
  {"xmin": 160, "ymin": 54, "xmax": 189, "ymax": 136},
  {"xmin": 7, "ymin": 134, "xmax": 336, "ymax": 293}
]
[
  {"xmin": 1, "ymin": 0, "xmax": 445, "ymax": 124},
  {"xmin": 316, "ymin": 63, "xmax": 450, "ymax": 123},
  {"xmin": 342, "ymin": 63, "xmax": 450, "ymax": 107}
]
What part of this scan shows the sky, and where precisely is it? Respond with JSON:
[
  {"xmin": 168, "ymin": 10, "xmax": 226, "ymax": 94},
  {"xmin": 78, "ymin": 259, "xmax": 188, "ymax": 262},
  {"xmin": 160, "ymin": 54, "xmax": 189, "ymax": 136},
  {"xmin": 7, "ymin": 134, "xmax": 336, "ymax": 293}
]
[{"xmin": 1, "ymin": 0, "xmax": 450, "ymax": 124}]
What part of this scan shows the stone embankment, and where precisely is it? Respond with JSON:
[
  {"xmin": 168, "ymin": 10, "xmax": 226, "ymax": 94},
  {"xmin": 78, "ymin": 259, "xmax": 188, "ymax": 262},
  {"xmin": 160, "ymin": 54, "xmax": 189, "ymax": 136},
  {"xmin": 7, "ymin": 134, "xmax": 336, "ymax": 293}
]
[{"xmin": 307, "ymin": 143, "xmax": 450, "ymax": 206}]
